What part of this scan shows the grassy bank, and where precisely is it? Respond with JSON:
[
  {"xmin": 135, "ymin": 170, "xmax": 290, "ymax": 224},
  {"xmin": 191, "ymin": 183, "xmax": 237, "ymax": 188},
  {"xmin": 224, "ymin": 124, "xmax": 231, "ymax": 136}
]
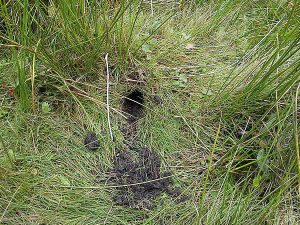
[{"xmin": 0, "ymin": 0, "xmax": 299, "ymax": 224}]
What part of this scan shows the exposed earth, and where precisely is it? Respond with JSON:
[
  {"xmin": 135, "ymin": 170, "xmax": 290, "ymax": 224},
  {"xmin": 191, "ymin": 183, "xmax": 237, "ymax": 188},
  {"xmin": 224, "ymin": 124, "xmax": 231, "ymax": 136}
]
[
  {"xmin": 107, "ymin": 89, "xmax": 186, "ymax": 209},
  {"xmin": 111, "ymin": 148, "xmax": 187, "ymax": 209},
  {"xmin": 84, "ymin": 132, "xmax": 100, "ymax": 150}
]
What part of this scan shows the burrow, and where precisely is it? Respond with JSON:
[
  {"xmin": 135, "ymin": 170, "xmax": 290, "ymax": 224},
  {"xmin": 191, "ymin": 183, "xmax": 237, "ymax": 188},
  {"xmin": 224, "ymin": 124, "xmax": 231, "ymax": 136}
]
[
  {"xmin": 108, "ymin": 88, "xmax": 187, "ymax": 209},
  {"xmin": 121, "ymin": 89, "xmax": 145, "ymax": 123}
]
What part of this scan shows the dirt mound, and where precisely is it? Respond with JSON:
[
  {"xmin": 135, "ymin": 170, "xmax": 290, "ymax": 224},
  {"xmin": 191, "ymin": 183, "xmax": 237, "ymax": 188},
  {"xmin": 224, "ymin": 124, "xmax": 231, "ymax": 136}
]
[
  {"xmin": 84, "ymin": 132, "xmax": 100, "ymax": 150},
  {"xmin": 111, "ymin": 148, "xmax": 187, "ymax": 209},
  {"xmin": 153, "ymin": 95, "xmax": 163, "ymax": 105}
]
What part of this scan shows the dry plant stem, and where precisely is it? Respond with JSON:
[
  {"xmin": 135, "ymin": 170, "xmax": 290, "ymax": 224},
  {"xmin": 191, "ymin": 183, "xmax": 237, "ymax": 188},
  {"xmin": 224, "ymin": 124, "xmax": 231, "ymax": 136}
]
[
  {"xmin": 0, "ymin": 36, "xmax": 35, "ymax": 53},
  {"xmin": 105, "ymin": 53, "xmax": 114, "ymax": 141},
  {"xmin": 64, "ymin": 83, "xmax": 126, "ymax": 119},
  {"xmin": 55, "ymin": 174, "xmax": 174, "ymax": 189},
  {"xmin": 0, "ymin": 185, "xmax": 22, "ymax": 223},
  {"xmin": 31, "ymin": 39, "xmax": 40, "ymax": 114},
  {"xmin": 150, "ymin": 0, "xmax": 154, "ymax": 16},
  {"xmin": 295, "ymin": 83, "xmax": 300, "ymax": 197}
]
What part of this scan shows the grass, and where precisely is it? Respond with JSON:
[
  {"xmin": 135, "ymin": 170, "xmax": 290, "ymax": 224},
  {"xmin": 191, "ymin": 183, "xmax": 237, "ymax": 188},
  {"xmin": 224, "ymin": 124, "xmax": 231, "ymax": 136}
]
[{"xmin": 0, "ymin": 0, "xmax": 300, "ymax": 224}]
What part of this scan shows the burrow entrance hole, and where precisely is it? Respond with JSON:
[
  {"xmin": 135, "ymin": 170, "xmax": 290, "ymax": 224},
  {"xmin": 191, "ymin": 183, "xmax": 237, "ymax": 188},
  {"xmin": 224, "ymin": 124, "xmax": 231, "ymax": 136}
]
[{"xmin": 122, "ymin": 89, "xmax": 144, "ymax": 123}]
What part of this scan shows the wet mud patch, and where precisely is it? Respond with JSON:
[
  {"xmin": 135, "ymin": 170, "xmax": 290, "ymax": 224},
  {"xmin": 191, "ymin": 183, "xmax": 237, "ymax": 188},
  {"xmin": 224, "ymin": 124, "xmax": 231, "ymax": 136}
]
[
  {"xmin": 122, "ymin": 89, "xmax": 144, "ymax": 123},
  {"xmin": 110, "ymin": 148, "xmax": 187, "ymax": 209}
]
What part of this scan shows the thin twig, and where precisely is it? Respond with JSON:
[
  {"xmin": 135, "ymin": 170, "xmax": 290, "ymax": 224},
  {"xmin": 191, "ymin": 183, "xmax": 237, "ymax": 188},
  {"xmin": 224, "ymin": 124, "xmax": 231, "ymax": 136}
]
[
  {"xmin": 150, "ymin": 0, "xmax": 154, "ymax": 16},
  {"xmin": 105, "ymin": 53, "xmax": 113, "ymax": 141},
  {"xmin": 55, "ymin": 174, "xmax": 174, "ymax": 189},
  {"xmin": 0, "ymin": 36, "xmax": 35, "ymax": 53},
  {"xmin": 125, "ymin": 78, "xmax": 146, "ymax": 83},
  {"xmin": 241, "ymin": 116, "xmax": 251, "ymax": 138},
  {"xmin": 31, "ymin": 39, "xmax": 41, "ymax": 114},
  {"xmin": 62, "ymin": 82, "xmax": 126, "ymax": 119},
  {"xmin": 295, "ymin": 83, "xmax": 300, "ymax": 197}
]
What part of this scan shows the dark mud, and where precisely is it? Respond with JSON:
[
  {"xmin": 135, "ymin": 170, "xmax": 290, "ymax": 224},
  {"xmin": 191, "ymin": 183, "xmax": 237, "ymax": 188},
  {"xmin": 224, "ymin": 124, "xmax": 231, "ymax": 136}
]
[
  {"xmin": 84, "ymin": 132, "xmax": 100, "ymax": 150},
  {"xmin": 111, "ymin": 148, "xmax": 187, "ymax": 209},
  {"xmin": 122, "ymin": 89, "xmax": 144, "ymax": 123},
  {"xmin": 153, "ymin": 95, "xmax": 163, "ymax": 105}
]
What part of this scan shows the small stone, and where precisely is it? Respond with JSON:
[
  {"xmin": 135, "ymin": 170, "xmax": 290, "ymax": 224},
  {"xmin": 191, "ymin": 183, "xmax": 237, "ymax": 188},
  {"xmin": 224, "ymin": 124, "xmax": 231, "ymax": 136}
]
[
  {"xmin": 84, "ymin": 132, "xmax": 100, "ymax": 150},
  {"xmin": 185, "ymin": 43, "xmax": 195, "ymax": 50},
  {"xmin": 153, "ymin": 95, "xmax": 163, "ymax": 105}
]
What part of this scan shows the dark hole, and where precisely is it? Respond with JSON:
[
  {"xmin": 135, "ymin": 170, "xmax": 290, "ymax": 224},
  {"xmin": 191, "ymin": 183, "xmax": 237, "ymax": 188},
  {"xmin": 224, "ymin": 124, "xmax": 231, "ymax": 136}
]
[
  {"xmin": 38, "ymin": 85, "xmax": 47, "ymax": 94},
  {"xmin": 122, "ymin": 89, "xmax": 144, "ymax": 123}
]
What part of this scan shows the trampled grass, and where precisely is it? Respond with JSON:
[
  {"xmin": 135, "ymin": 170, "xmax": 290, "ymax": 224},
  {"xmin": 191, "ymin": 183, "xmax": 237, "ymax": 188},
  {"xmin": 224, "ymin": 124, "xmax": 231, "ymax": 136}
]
[{"xmin": 0, "ymin": 0, "xmax": 299, "ymax": 224}]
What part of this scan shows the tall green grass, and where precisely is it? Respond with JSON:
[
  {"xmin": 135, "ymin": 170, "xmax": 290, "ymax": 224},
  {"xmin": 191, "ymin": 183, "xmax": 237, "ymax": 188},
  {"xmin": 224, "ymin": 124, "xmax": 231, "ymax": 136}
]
[{"xmin": 194, "ymin": 1, "xmax": 300, "ymax": 224}]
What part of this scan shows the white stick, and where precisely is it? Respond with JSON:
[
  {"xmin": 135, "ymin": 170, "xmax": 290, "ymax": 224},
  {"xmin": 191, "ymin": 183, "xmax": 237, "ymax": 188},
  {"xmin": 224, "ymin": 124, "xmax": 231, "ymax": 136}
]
[
  {"xmin": 150, "ymin": 0, "xmax": 154, "ymax": 16},
  {"xmin": 105, "ymin": 53, "xmax": 113, "ymax": 141}
]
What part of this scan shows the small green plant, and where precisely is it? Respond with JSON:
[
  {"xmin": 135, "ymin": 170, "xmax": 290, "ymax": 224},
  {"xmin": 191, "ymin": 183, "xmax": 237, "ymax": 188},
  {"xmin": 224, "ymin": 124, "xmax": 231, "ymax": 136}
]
[
  {"xmin": 41, "ymin": 102, "xmax": 50, "ymax": 113},
  {"xmin": 171, "ymin": 74, "xmax": 188, "ymax": 88}
]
